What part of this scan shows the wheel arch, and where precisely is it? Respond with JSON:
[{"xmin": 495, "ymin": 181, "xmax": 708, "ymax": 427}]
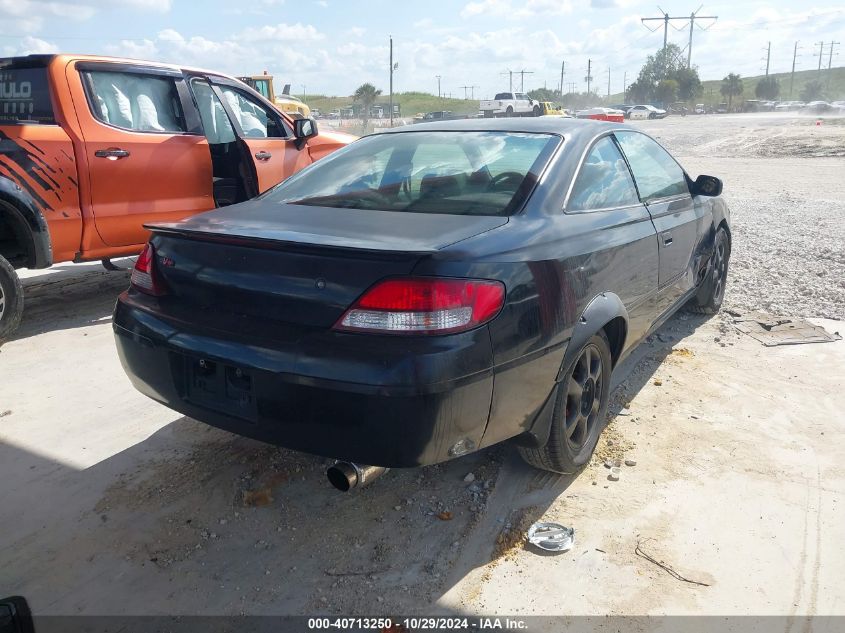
[
  {"xmin": 518, "ymin": 292, "xmax": 628, "ymax": 448},
  {"xmin": 0, "ymin": 177, "xmax": 53, "ymax": 269}
]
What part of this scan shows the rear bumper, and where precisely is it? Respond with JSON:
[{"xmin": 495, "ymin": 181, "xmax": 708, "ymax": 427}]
[{"xmin": 113, "ymin": 294, "xmax": 495, "ymax": 468}]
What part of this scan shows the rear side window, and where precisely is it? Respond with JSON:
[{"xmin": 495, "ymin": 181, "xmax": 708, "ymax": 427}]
[
  {"xmin": 266, "ymin": 131, "xmax": 559, "ymax": 217},
  {"xmin": 83, "ymin": 70, "xmax": 187, "ymax": 133},
  {"xmin": 615, "ymin": 131, "xmax": 688, "ymax": 201},
  {"xmin": 568, "ymin": 136, "xmax": 641, "ymax": 212},
  {"xmin": 0, "ymin": 67, "xmax": 56, "ymax": 125}
]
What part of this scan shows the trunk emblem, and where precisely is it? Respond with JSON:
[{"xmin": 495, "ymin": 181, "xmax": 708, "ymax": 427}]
[
  {"xmin": 160, "ymin": 256, "xmax": 175, "ymax": 268},
  {"xmin": 315, "ymin": 278, "xmax": 326, "ymax": 290}
]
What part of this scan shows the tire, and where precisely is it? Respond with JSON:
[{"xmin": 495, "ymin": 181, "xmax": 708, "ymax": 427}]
[
  {"xmin": 506, "ymin": 106, "xmax": 514, "ymax": 117},
  {"xmin": 687, "ymin": 227, "xmax": 730, "ymax": 314},
  {"xmin": 0, "ymin": 254, "xmax": 24, "ymax": 341},
  {"xmin": 518, "ymin": 331, "xmax": 612, "ymax": 474},
  {"xmin": 533, "ymin": 105, "xmax": 541, "ymax": 117}
]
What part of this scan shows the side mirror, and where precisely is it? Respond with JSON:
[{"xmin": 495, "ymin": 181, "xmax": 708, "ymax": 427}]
[
  {"xmin": 293, "ymin": 117, "xmax": 318, "ymax": 149},
  {"xmin": 692, "ymin": 174, "xmax": 723, "ymax": 197}
]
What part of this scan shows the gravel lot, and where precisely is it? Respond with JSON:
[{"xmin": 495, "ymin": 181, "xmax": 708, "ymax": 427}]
[
  {"xmin": 0, "ymin": 112, "xmax": 843, "ymax": 622},
  {"xmin": 648, "ymin": 113, "xmax": 845, "ymax": 320}
]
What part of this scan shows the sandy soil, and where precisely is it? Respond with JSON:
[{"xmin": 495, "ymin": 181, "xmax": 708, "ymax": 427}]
[{"xmin": 0, "ymin": 113, "xmax": 843, "ymax": 622}]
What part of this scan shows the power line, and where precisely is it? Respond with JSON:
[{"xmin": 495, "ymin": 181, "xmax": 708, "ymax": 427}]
[{"xmin": 641, "ymin": 5, "xmax": 717, "ymax": 70}]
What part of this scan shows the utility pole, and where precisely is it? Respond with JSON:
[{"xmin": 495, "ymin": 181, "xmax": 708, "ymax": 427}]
[
  {"xmin": 815, "ymin": 41, "xmax": 825, "ymax": 76},
  {"xmin": 827, "ymin": 41, "xmax": 841, "ymax": 89},
  {"xmin": 623, "ymin": 70, "xmax": 628, "ymax": 101},
  {"xmin": 642, "ymin": 6, "xmax": 717, "ymax": 70},
  {"xmin": 606, "ymin": 67, "xmax": 611, "ymax": 98},
  {"xmin": 460, "ymin": 85, "xmax": 479, "ymax": 100},
  {"xmin": 585, "ymin": 59, "xmax": 592, "ymax": 94},
  {"xmin": 516, "ymin": 69, "xmax": 534, "ymax": 92},
  {"xmin": 389, "ymin": 36, "xmax": 393, "ymax": 127},
  {"xmin": 790, "ymin": 41, "xmax": 801, "ymax": 99},
  {"xmin": 501, "ymin": 70, "xmax": 513, "ymax": 92},
  {"xmin": 559, "ymin": 60, "xmax": 565, "ymax": 96},
  {"xmin": 436, "ymin": 75, "xmax": 441, "ymax": 99},
  {"xmin": 763, "ymin": 41, "xmax": 771, "ymax": 76}
]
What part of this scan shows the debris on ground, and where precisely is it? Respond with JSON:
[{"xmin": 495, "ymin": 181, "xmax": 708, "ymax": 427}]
[
  {"xmin": 463, "ymin": 473, "xmax": 476, "ymax": 483},
  {"xmin": 0, "ymin": 410, "xmax": 11, "ymax": 418},
  {"xmin": 242, "ymin": 488, "xmax": 273, "ymax": 507},
  {"xmin": 437, "ymin": 511, "xmax": 453, "ymax": 521},
  {"xmin": 608, "ymin": 468, "xmax": 621, "ymax": 482},
  {"xmin": 653, "ymin": 379, "xmax": 663, "ymax": 386},
  {"xmin": 732, "ymin": 313, "xmax": 842, "ymax": 346},
  {"xmin": 625, "ymin": 459, "xmax": 637, "ymax": 467},
  {"xmin": 635, "ymin": 540, "xmax": 711, "ymax": 587}
]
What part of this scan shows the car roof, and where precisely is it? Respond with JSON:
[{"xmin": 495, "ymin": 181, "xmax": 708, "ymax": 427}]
[{"xmin": 385, "ymin": 117, "xmax": 636, "ymax": 140}]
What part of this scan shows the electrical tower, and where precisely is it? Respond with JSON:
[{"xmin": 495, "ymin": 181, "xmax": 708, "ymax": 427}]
[
  {"xmin": 641, "ymin": 5, "xmax": 717, "ymax": 70},
  {"xmin": 516, "ymin": 69, "xmax": 534, "ymax": 92}
]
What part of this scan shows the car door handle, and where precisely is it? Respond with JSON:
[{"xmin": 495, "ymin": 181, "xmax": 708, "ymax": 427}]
[
  {"xmin": 254, "ymin": 151, "xmax": 272, "ymax": 161},
  {"xmin": 94, "ymin": 148, "xmax": 130, "ymax": 160},
  {"xmin": 662, "ymin": 232, "xmax": 673, "ymax": 246}
]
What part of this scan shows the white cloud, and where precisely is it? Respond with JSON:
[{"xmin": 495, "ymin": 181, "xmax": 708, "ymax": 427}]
[
  {"xmin": 18, "ymin": 35, "xmax": 60, "ymax": 55},
  {"xmin": 460, "ymin": 0, "xmax": 573, "ymax": 19},
  {"xmin": 238, "ymin": 22, "xmax": 325, "ymax": 42}
]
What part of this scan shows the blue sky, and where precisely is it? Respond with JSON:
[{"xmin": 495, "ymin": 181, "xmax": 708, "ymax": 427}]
[{"xmin": 1, "ymin": 0, "xmax": 843, "ymax": 97}]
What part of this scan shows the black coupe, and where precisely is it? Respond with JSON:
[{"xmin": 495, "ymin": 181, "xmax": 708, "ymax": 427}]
[{"xmin": 114, "ymin": 118, "xmax": 730, "ymax": 485}]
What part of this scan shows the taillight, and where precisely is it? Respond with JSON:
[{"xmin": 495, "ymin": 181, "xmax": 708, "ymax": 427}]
[
  {"xmin": 335, "ymin": 277, "xmax": 505, "ymax": 335},
  {"xmin": 130, "ymin": 243, "xmax": 167, "ymax": 296}
]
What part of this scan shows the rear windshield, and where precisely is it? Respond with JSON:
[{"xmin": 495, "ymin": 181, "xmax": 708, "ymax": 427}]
[
  {"xmin": 494, "ymin": 93, "xmax": 512, "ymax": 100},
  {"xmin": 265, "ymin": 131, "xmax": 559, "ymax": 217},
  {"xmin": 0, "ymin": 67, "xmax": 55, "ymax": 125}
]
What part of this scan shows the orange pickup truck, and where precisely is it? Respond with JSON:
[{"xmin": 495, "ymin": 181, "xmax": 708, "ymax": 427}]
[{"xmin": 0, "ymin": 54, "xmax": 353, "ymax": 338}]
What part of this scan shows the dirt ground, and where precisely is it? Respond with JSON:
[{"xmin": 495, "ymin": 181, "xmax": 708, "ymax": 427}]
[{"xmin": 1, "ymin": 113, "xmax": 843, "ymax": 623}]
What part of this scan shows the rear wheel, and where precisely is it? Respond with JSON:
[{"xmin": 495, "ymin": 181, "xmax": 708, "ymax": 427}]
[
  {"xmin": 506, "ymin": 106, "xmax": 514, "ymax": 117},
  {"xmin": 0, "ymin": 254, "xmax": 24, "ymax": 341},
  {"xmin": 687, "ymin": 227, "xmax": 730, "ymax": 314},
  {"xmin": 518, "ymin": 331, "xmax": 611, "ymax": 474}
]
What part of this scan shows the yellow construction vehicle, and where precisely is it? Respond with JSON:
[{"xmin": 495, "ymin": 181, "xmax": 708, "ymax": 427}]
[{"xmin": 237, "ymin": 72, "xmax": 311, "ymax": 119}]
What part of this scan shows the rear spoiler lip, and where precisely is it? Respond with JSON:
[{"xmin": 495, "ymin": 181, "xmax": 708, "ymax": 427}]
[{"xmin": 144, "ymin": 223, "xmax": 439, "ymax": 256}]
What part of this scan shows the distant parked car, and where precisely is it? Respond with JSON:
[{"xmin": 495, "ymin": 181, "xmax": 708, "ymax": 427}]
[
  {"xmin": 627, "ymin": 104, "xmax": 667, "ymax": 120},
  {"xmin": 803, "ymin": 101, "xmax": 832, "ymax": 113},
  {"xmin": 694, "ymin": 103, "xmax": 706, "ymax": 114},
  {"xmin": 576, "ymin": 107, "xmax": 624, "ymax": 123},
  {"xmin": 609, "ymin": 104, "xmax": 633, "ymax": 115},
  {"xmin": 114, "ymin": 118, "xmax": 731, "ymax": 484},
  {"xmin": 716, "ymin": 103, "xmax": 729, "ymax": 114},
  {"xmin": 480, "ymin": 92, "xmax": 541, "ymax": 118}
]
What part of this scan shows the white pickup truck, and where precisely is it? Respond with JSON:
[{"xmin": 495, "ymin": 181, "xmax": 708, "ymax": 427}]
[{"xmin": 480, "ymin": 92, "xmax": 541, "ymax": 118}]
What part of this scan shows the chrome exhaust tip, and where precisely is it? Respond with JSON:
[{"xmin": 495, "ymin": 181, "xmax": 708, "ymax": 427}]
[{"xmin": 326, "ymin": 462, "xmax": 389, "ymax": 491}]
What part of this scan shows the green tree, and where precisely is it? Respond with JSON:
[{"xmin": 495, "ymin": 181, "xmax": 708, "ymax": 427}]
[
  {"xmin": 629, "ymin": 44, "xmax": 702, "ymax": 104},
  {"xmin": 755, "ymin": 76, "xmax": 780, "ymax": 100},
  {"xmin": 353, "ymin": 83, "xmax": 382, "ymax": 130},
  {"xmin": 528, "ymin": 88, "xmax": 560, "ymax": 102},
  {"xmin": 655, "ymin": 79, "xmax": 679, "ymax": 106},
  {"xmin": 720, "ymin": 73, "xmax": 743, "ymax": 111},
  {"xmin": 799, "ymin": 79, "xmax": 825, "ymax": 102},
  {"xmin": 675, "ymin": 66, "xmax": 703, "ymax": 101}
]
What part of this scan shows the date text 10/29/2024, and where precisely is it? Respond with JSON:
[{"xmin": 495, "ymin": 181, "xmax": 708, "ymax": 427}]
[{"xmin": 307, "ymin": 617, "xmax": 529, "ymax": 630}]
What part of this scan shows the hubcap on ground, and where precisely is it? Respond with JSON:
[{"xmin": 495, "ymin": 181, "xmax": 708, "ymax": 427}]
[{"xmin": 564, "ymin": 344, "xmax": 604, "ymax": 450}]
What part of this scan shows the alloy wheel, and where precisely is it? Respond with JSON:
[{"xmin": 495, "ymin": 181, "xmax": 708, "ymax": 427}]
[
  {"xmin": 712, "ymin": 238, "xmax": 728, "ymax": 304},
  {"xmin": 564, "ymin": 344, "xmax": 604, "ymax": 451}
]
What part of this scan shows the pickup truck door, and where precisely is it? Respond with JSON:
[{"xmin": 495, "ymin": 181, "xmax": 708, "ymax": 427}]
[
  {"xmin": 207, "ymin": 77, "xmax": 311, "ymax": 194},
  {"xmin": 614, "ymin": 130, "xmax": 702, "ymax": 315},
  {"xmin": 71, "ymin": 62, "xmax": 214, "ymax": 248}
]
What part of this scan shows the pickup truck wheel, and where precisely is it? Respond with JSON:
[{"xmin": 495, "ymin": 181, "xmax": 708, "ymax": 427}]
[
  {"xmin": 0, "ymin": 254, "xmax": 24, "ymax": 341},
  {"xmin": 506, "ymin": 106, "xmax": 514, "ymax": 117},
  {"xmin": 518, "ymin": 331, "xmax": 611, "ymax": 474},
  {"xmin": 533, "ymin": 105, "xmax": 541, "ymax": 117},
  {"xmin": 687, "ymin": 227, "xmax": 730, "ymax": 314}
]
